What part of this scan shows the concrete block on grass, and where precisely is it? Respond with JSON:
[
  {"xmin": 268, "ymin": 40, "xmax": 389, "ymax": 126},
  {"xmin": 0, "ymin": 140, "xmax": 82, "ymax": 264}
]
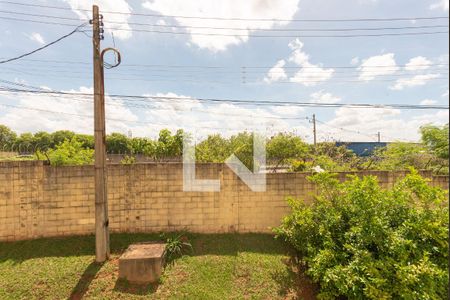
[{"xmin": 119, "ymin": 242, "xmax": 166, "ymax": 284}]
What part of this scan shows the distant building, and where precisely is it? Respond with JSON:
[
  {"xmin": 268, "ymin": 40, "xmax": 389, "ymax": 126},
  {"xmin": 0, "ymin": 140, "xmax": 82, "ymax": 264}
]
[{"xmin": 336, "ymin": 142, "xmax": 387, "ymax": 157}]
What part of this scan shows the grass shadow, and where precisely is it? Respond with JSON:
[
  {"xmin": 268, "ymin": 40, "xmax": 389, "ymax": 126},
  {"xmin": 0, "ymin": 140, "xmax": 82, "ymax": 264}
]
[
  {"xmin": 272, "ymin": 256, "xmax": 318, "ymax": 300},
  {"xmin": 0, "ymin": 233, "xmax": 288, "ymax": 264},
  {"xmin": 0, "ymin": 235, "xmax": 97, "ymax": 264},
  {"xmin": 188, "ymin": 233, "xmax": 290, "ymax": 257},
  {"xmin": 113, "ymin": 278, "xmax": 159, "ymax": 296},
  {"xmin": 68, "ymin": 261, "xmax": 104, "ymax": 300}
]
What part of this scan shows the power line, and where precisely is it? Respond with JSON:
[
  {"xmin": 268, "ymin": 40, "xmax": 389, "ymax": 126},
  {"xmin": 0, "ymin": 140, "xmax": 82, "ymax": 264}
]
[
  {"xmin": 0, "ymin": 93, "xmax": 428, "ymax": 142},
  {"xmin": 1, "ymin": 14, "xmax": 446, "ymax": 38},
  {"xmin": 4, "ymin": 61, "xmax": 448, "ymax": 75},
  {"xmin": 0, "ymin": 103, "xmax": 424, "ymax": 143},
  {"xmin": 0, "ymin": 1, "xmax": 448, "ymax": 23},
  {"xmin": 1, "ymin": 9, "xmax": 448, "ymax": 32},
  {"xmin": 315, "ymin": 119, "xmax": 417, "ymax": 142},
  {"xmin": 314, "ymin": 118, "xmax": 378, "ymax": 141},
  {"xmin": 98, "ymin": 26, "xmax": 450, "ymax": 38},
  {"xmin": 3, "ymin": 65, "xmax": 448, "ymax": 79},
  {"xmin": 1, "ymin": 87, "xmax": 448, "ymax": 110},
  {"xmin": 2, "ymin": 57, "xmax": 447, "ymax": 70},
  {"xmin": 102, "ymin": 23, "xmax": 450, "ymax": 33},
  {"xmin": 0, "ymin": 15, "xmax": 82, "ymax": 27},
  {"xmin": 3, "ymin": 67, "xmax": 448, "ymax": 85},
  {"xmin": 0, "ymin": 23, "xmax": 87, "ymax": 64},
  {"xmin": 2, "ymin": 64, "xmax": 448, "ymax": 83},
  {"xmin": 0, "ymin": 103, "xmax": 276, "ymax": 131},
  {"xmin": 0, "ymin": 81, "xmax": 313, "ymax": 121}
]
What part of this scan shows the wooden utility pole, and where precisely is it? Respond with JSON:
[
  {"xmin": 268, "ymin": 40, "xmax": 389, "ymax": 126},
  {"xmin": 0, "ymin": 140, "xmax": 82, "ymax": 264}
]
[
  {"xmin": 378, "ymin": 132, "xmax": 381, "ymax": 143},
  {"xmin": 93, "ymin": 5, "xmax": 109, "ymax": 263},
  {"xmin": 313, "ymin": 114, "xmax": 317, "ymax": 148}
]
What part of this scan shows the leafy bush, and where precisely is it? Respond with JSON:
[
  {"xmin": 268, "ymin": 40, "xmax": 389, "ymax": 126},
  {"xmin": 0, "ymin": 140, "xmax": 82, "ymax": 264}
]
[
  {"xmin": 421, "ymin": 124, "xmax": 449, "ymax": 160},
  {"xmin": 289, "ymin": 160, "xmax": 313, "ymax": 172},
  {"xmin": 120, "ymin": 155, "xmax": 136, "ymax": 165},
  {"xmin": 267, "ymin": 133, "xmax": 308, "ymax": 169},
  {"xmin": 275, "ymin": 170, "xmax": 449, "ymax": 299},
  {"xmin": 41, "ymin": 138, "xmax": 94, "ymax": 166},
  {"xmin": 364, "ymin": 141, "xmax": 449, "ymax": 175}
]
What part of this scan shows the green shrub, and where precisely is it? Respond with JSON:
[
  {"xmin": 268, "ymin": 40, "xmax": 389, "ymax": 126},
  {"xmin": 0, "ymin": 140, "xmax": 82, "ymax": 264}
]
[
  {"xmin": 42, "ymin": 138, "xmax": 94, "ymax": 166},
  {"xmin": 274, "ymin": 170, "xmax": 449, "ymax": 299},
  {"xmin": 120, "ymin": 155, "xmax": 136, "ymax": 165},
  {"xmin": 161, "ymin": 233, "xmax": 193, "ymax": 262},
  {"xmin": 289, "ymin": 160, "xmax": 312, "ymax": 172}
]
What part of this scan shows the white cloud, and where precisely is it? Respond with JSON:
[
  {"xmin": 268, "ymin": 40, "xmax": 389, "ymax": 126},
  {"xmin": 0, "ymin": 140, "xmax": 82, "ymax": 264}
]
[
  {"xmin": 2, "ymin": 86, "xmax": 445, "ymax": 144},
  {"xmin": 142, "ymin": 0, "xmax": 301, "ymax": 52},
  {"xmin": 405, "ymin": 56, "xmax": 432, "ymax": 71},
  {"xmin": 310, "ymin": 91, "xmax": 341, "ymax": 104},
  {"xmin": 27, "ymin": 33, "xmax": 45, "ymax": 45},
  {"xmin": 430, "ymin": 0, "xmax": 449, "ymax": 11},
  {"xmin": 330, "ymin": 106, "xmax": 401, "ymax": 127},
  {"xmin": 290, "ymin": 65, "xmax": 335, "ymax": 86},
  {"xmin": 443, "ymin": 89, "xmax": 449, "ymax": 97},
  {"xmin": 0, "ymin": 87, "xmax": 309, "ymax": 139},
  {"xmin": 358, "ymin": 53, "xmax": 399, "ymax": 81},
  {"xmin": 321, "ymin": 106, "xmax": 449, "ymax": 142},
  {"xmin": 264, "ymin": 60, "xmax": 287, "ymax": 83},
  {"xmin": 0, "ymin": 86, "xmax": 138, "ymax": 135},
  {"xmin": 271, "ymin": 106, "xmax": 304, "ymax": 116},
  {"xmin": 438, "ymin": 53, "xmax": 449, "ymax": 65},
  {"xmin": 420, "ymin": 99, "xmax": 438, "ymax": 105},
  {"xmin": 62, "ymin": 0, "xmax": 133, "ymax": 40},
  {"xmin": 288, "ymin": 39, "xmax": 334, "ymax": 86},
  {"xmin": 390, "ymin": 74, "xmax": 441, "ymax": 90},
  {"xmin": 140, "ymin": 95, "xmax": 299, "ymax": 137},
  {"xmin": 351, "ymin": 57, "xmax": 360, "ymax": 66},
  {"xmin": 264, "ymin": 39, "xmax": 334, "ymax": 86}
]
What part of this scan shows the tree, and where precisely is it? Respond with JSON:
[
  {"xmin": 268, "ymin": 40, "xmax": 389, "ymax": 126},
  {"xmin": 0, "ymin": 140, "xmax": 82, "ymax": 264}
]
[
  {"xmin": 33, "ymin": 131, "xmax": 52, "ymax": 152},
  {"xmin": 421, "ymin": 124, "xmax": 449, "ymax": 159},
  {"xmin": 106, "ymin": 133, "xmax": 131, "ymax": 154},
  {"xmin": 228, "ymin": 132, "xmax": 256, "ymax": 170},
  {"xmin": 155, "ymin": 129, "xmax": 188, "ymax": 160},
  {"xmin": 313, "ymin": 142, "xmax": 360, "ymax": 171},
  {"xmin": 51, "ymin": 130, "xmax": 75, "ymax": 147},
  {"xmin": 0, "ymin": 125, "xmax": 17, "ymax": 151},
  {"xmin": 16, "ymin": 133, "xmax": 34, "ymax": 153},
  {"xmin": 129, "ymin": 137, "xmax": 152, "ymax": 155},
  {"xmin": 43, "ymin": 138, "xmax": 94, "ymax": 166},
  {"xmin": 196, "ymin": 134, "xmax": 231, "ymax": 163},
  {"xmin": 195, "ymin": 132, "xmax": 256, "ymax": 170},
  {"xmin": 75, "ymin": 134, "xmax": 94, "ymax": 149},
  {"xmin": 367, "ymin": 142, "xmax": 429, "ymax": 171},
  {"xmin": 267, "ymin": 133, "xmax": 308, "ymax": 170}
]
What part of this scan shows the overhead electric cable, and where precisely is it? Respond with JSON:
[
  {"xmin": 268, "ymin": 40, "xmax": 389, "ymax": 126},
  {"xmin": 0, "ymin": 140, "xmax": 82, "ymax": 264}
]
[
  {"xmin": 0, "ymin": 15, "xmax": 445, "ymax": 38},
  {"xmin": 3, "ymin": 65, "xmax": 448, "ymax": 79},
  {"xmin": 0, "ymin": 23, "xmax": 87, "ymax": 64},
  {"xmin": 0, "ymin": 1, "xmax": 448, "ymax": 22},
  {"xmin": 100, "ymin": 26, "xmax": 449, "ymax": 38},
  {"xmin": 1, "ymin": 57, "xmax": 447, "ymax": 70},
  {"xmin": 0, "ymin": 87, "xmax": 448, "ymax": 110},
  {"xmin": 0, "ymin": 9, "xmax": 448, "ymax": 32}
]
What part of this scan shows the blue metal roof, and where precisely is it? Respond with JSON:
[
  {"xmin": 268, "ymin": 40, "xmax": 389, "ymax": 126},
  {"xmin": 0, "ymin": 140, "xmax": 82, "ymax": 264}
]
[{"xmin": 336, "ymin": 142, "xmax": 387, "ymax": 157}]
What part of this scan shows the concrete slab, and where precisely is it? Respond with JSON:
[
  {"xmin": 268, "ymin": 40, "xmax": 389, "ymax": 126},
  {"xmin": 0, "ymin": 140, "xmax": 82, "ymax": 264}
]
[{"xmin": 118, "ymin": 242, "xmax": 166, "ymax": 284}]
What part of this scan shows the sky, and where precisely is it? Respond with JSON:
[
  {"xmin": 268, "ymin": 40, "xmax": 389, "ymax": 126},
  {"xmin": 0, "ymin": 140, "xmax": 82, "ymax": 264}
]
[{"xmin": 0, "ymin": 0, "xmax": 448, "ymax": 143}]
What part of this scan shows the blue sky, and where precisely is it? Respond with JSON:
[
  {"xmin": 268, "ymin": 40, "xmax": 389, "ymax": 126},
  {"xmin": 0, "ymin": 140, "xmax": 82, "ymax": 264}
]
[{"xmin": 0, "ymin": 0, "xmax": 448, "ymax": 142}]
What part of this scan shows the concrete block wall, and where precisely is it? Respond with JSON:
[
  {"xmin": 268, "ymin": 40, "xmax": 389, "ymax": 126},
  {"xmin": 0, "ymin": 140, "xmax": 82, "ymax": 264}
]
[{"xmin": 0, "ymin": 161, "xmax": 448, "ymax": 241}]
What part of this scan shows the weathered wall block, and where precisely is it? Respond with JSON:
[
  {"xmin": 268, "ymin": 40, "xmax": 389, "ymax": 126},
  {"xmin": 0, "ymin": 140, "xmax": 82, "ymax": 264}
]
[{"xmin": 0, "ymin": 161, "xmax": 448, "ymax": 241}]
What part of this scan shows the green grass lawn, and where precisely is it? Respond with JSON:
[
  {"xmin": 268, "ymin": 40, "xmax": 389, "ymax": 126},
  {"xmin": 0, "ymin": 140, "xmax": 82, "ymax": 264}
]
[{"xmin": 0, "ymin": 233, "xmax": 317, "ymax": 300}]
